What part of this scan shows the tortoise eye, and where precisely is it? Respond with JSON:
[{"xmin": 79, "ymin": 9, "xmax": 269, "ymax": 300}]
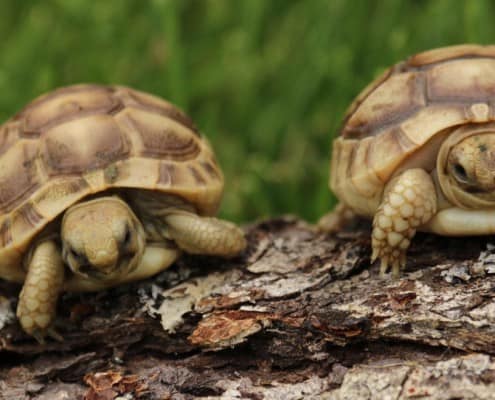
[
  {"xmin": 453, "ymin": 163, "xmax": 469, "ymax": 183},
  {"xmin": 123, "ymin": 225, "xmax": 132, "ymax": 246},
  {"xmin": 70, "ymin": 248, "xmax": 88, "ymax": 264}
]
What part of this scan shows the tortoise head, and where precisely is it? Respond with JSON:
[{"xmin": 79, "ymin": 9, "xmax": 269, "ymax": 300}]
[
  {"xmin": 61, "ymin": 197, "xmax": 146, "ymax": 281},
  {"xmin": 438, "ymin": 124, "xmax": 495, "ymax": 207},
  {"xmin": 448, "ymin": 134, "xmax": 495, "ymax": 190}
]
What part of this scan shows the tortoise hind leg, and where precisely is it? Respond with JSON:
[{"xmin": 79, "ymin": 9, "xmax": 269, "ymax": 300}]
[
  {"xmin": 17, "ymin": 240, "xmax": 64, "ymax": 342},
  {"xmin": 371, "ymin": 168, "xmax": 437, "ymax": 278},
  {"xmin": 164, "ymin": 211, "xmax": 246, "ymax": 257},
  {"xmin": 318, "ymin": 202, "xmax": 357, "ymax": 232}
]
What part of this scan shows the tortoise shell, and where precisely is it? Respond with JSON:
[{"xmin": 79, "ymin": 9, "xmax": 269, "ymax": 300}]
[
  {"xmin": 0, "ymin": 84, "xmax": 223, "ymax": 281},
  {"xmin": 330, "ymin": 44, "xmax": 495, "ymax": 215}
]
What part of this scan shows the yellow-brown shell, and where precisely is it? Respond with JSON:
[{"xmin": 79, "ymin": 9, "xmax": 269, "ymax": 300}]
[
  {"xmin": 331, "ymin": 44, "xmax": 495, "ymax": 216},
  {"xmin": 0, "ymin": 84, "xmax": 223, "ymax": 281}
]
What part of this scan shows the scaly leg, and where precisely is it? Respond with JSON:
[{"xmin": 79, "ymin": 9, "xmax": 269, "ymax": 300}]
[
  {"xmin": 371, "ymin": 168, "xmax": 437, "ymax": 278},
  {"xmin": 318, "ymin": 202, "xmax": 356, "ymax": 232},
  {"xmin": 164, "ymin": 211, "xmax": 246, "ymax": 257},
  {"xmin": 17, "ymin": 240, "xmax": 64, "ymax": 342}
]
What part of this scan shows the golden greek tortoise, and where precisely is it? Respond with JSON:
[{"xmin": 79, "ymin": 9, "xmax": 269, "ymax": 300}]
[
  {"xmin": 0, "ymin": 84, "xmax": 246, "ymax": 341},
  {"xmin": 322, "ymin": 44, "xmax": 495, "ymax": 277}
]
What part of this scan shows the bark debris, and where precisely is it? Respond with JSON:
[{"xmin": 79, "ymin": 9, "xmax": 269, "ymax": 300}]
[{"xmin": 1, "ymin": 216, "xmax": 495, "ymax": 399}]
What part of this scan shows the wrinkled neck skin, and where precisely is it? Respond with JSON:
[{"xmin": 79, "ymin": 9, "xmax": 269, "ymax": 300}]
[
  {"xmin": 438, "ymin": 123, "xmax": 495, "ymax": 209},
  {"xmin": 127, "ymin": 191, "xmax": 196, "ymax": 241},
  {"xmin": 61, "ymin": 196, "xmax": 146, "ymax": 282}
]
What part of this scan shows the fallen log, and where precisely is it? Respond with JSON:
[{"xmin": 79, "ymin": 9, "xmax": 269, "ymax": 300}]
[{"xmin": 1, "ymin": 216, "xmax": 495, "ymax": 399}]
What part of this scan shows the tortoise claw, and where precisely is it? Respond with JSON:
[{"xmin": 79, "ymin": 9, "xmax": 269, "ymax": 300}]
[
  {"xmin": 31, "ymin": 330, "xmax": 46, "ymax": 345},
  {"xmin": 47, "ymin": 327, "xmax": 64, "ymax": 342},
  {"xmin": 31, "ymin": 326, "xmax": 63, "ymax": 344}
]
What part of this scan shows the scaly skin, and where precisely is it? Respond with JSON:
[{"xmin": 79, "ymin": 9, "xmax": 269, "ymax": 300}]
[
  {"xmin": 17, "ymin": 240, "xmax": 64, "ymax": 342},
  {"xmin": 371, "ymin": 168, "xmax": 437, "ymax": 278},
  {"xmin": 165, "ymin": 211, "xmax": 246, "ymax": 257},
  {"xmin": 317, "ymin": 203, "xmax": 356, "ymax": 232}
]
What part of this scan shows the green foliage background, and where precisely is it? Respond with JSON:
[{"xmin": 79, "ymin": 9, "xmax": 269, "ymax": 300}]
[{"xmin": 1, "ymin": 0, "xmax": 494, "ymax": 222}]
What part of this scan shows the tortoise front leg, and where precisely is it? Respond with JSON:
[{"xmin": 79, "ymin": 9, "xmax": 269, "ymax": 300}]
[
  {"xmin": 371, "ymin": 168, "xmax": 437, "ymax": 278},
  {"xmin": 17, "ymin": 240, "xmax": 64, "ymax": 342},
  {"xmin": 164, "ymin": 211, "xmax": 246, "ymax": 257}
]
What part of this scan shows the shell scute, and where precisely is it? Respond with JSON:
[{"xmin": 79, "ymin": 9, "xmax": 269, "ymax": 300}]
[
  {"xmin": 343, "ymin": 71, "xmax": 426, "ymax": 138},
  {"xmin": 10, "ymin": 202, "xmax": 45, "ymax": 244},
  {"xmin": 426, "ymin": 59, "xmax": 495, "ymax": 101},
  {"xmin": 367, "ymin": 129, "xmax": 409, "ymax": 181},
  {"xmin": 18, "ymin": 86, "xmax": 118, "ymax": 137},
  {"xmin": 32, "ymin": 178, "xmax": 90, "ymax": 219},
  {"xmin": 0, "ymin": 142, "xmax": 41, "ymax": 213},
  {"xmin": 117, "ymin": 86, "xmax": 199, "ymax": 134},
  {"xmin": 41, "ymin": 115, "xmax": 130, "ymax": 176},
  {"xmin": 399, "ymin": 104, "xmax": 467, "ymax": 146},
  {"xmin": 122, "ymin": 108, "xmax": 200, "ymax": 160}
]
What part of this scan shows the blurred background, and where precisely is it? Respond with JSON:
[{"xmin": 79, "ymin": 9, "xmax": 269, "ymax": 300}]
[{"xmin": 1, "ymin": 0, "xmax": 494, "ymax": 223}]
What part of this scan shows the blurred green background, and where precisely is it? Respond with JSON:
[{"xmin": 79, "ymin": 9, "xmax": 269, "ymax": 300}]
[{"xmin": 1, "ymin": 0, "xmax": 494, "ymax": 223}]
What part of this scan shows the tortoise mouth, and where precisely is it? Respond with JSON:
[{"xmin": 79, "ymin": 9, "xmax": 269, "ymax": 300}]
[{"xmin": 73, "ymin": 251, "xmax": 140, "ymax": 281}]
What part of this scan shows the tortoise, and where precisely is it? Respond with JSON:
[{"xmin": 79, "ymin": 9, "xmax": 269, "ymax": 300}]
[
  {"xmin": 0, "ymin": 84, "xmax": 246, "ymax": 341},
  {"xmin": 322, "ymin": 44, "xmax": 495, "ymax": 277}
]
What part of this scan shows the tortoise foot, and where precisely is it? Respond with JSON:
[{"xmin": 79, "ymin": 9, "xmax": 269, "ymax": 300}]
[
  {"xmin": 371, "ymin": 169, "xmax": 436, "ymax": 278},
  {"xmin": 17, "ymin": 240, "xmax": 65, "ymax": 341}
]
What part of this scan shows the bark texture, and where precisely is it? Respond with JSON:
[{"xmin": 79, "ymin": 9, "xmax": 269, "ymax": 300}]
[{"xmin": 1, "ymin": 217, "xmax": 495, "ymax": 399}]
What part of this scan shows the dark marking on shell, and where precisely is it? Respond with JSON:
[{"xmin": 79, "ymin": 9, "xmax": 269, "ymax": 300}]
[
  {"xmin": 159, "ymin": 163, "xmax": 176, "ymax": 186},
  {"xmin": 12, "ymin": 202, "xmax": 44, "ymax": 232},
  {"xmin": 0, "ymin": 218, "xmax": 12, "ymax": 247},
  {"xmin": 0, "ymin": 144, "xmax": 40, "ymax": 213},
  {"xmin": 188, "ymin": 165, "xmax": 206, "ymax": 185},
  {"xmin": 200, "ymin": 161, "xmax": 220, "ymax": 180},
  {"xmin": 127, "ymin": 114, "xmax": 200, "ymax": 160},
  {"xmin": 0, "ymin": 123, "xmax": 18, "ymax": 155},
  {"xmin": 107, "ymin": 101, "xmax": 126, "ymax": 116}
]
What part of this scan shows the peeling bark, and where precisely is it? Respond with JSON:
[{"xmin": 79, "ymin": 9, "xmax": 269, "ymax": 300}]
[{"xmin": 1, "ymin": 217, "xmax": 495, "ymax": 399}]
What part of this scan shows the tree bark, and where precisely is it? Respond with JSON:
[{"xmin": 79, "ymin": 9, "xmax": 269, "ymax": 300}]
[{"xmin": 1, "ymin": 216, "xmax": 495, "ymax": 399}]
